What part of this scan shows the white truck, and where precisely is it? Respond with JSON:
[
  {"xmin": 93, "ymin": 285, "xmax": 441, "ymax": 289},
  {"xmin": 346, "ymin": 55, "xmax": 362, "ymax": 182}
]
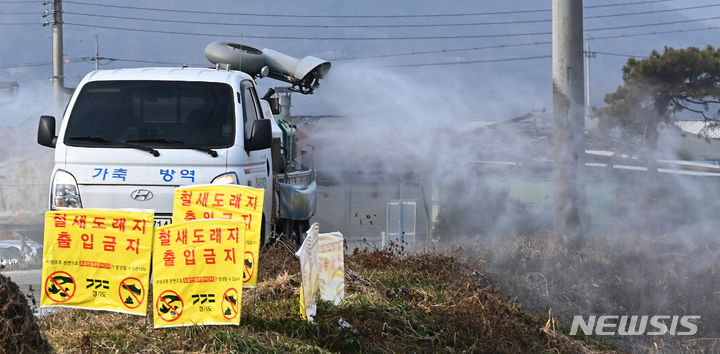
[{"xmin": 37, "ymin": 42, "xmax": 330, "ymax": 244}]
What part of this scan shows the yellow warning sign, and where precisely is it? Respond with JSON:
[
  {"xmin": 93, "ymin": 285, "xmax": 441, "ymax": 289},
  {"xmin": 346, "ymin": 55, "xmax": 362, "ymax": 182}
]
[
  {"xmin": 41, "ymin": 209, "xmax": 154, "ymax": 315},
  {"xmin": 172, "ymin": 184, "xmax": 263, "ymax": 287},
  {"xmin": 152, "ymin": 219, "xmax": 246, "ymax": 328}
]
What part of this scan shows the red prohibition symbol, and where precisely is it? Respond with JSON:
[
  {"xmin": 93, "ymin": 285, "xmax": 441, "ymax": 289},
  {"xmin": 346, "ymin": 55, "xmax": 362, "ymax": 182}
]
[
  {"xmin": 45, "ymin": 271, "xmax": 76, "ymax": 303},
  {"xmin": 243, "ymin": 251, "xmax": 255, "ymax": 283},
  {"xmin": 222, "ymin": 288, "xmax": 240, "ymax": 320},
  {"xmin": 156, "ymin": 290, "xmax": 184, "ymax": 322},
  {"xmin": 119, "ymin": 277, "xmax": 145, "ymax": 309}
]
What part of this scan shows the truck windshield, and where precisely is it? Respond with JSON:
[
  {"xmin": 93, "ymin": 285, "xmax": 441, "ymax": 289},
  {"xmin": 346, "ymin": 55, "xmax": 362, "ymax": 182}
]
[{"xmin": 64, "ymin": 80, "xmax": 235, "ymax": 149}]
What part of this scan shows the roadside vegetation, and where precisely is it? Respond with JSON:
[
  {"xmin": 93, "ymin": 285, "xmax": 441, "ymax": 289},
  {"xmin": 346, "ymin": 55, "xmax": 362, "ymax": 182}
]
[{"xmin": 26, "ymin": 241, "xmax": 618, "ymax": 353}]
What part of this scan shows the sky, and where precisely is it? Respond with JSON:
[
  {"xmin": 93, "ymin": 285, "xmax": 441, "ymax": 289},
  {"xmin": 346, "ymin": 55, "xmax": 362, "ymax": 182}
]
[{"xmin": 1, "ymin": 0, "xmax": 720, "ymax": 119}]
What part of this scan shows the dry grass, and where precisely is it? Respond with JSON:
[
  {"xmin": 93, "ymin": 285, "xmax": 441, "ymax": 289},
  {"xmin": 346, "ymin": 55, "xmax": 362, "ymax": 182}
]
[
  {"xmin": 446, "ymin": 232, "xmax": 720, "ymax": 353},
  {"xmin": 36, "ymin": 243, "xmax": 619, "ymax": 353}
]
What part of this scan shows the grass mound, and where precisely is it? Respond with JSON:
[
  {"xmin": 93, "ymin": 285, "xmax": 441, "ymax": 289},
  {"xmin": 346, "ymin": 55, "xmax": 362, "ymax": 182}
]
[
  {"xmin": 0, "ymin": 274, "xmax": 52, "ymax": 353},
  {"xmin": 39, "ymin": 243, "xmax": 616, "ymax": 353}
]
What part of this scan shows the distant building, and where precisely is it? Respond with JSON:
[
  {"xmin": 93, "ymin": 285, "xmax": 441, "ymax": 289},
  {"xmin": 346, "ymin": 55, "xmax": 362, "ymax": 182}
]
[
  {"xmin": 674, "ymin": 120, "xmax": 720, "ymax": 139},
  {"xmin": 658, "ymin": 120, "xmax": 720, "ymax": 161},
  {"xmin": 290, "ymin": 116, "xmax": 433, "ymax": 249},
  {"xmin": 291, "ymin": 112, "xmax": 720, "ymax": 242}
]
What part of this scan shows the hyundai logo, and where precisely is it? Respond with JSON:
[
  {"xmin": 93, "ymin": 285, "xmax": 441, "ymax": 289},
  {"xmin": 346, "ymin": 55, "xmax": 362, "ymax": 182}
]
[{"xmin": 130, "ymin": 189, "xmax": 153, "ymax": 201}]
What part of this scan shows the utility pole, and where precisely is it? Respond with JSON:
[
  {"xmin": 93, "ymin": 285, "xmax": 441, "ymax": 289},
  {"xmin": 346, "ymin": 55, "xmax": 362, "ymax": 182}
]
[
  {"xmin": 584, "ymin": 37, "xmax": 596, "ymax": 117},
  {"xmin": 83, "ymin": 34, "xmax": 109, "ymax": 70},
  {"xmin": 94, "ymin": 34, "xmax": 99, "ymax": 71},
  {"xmin": 552, "ymin": 0, "xmax": 585, "ymax": 238},
  {"xmin": 48, "ymin": 0, "xmax": 64, "ymax": 113}
]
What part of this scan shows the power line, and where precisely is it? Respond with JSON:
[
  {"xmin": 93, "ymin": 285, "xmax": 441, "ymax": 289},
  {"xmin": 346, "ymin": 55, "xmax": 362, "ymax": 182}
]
[
  {"xmin": 63, "ymin": 0, "xmax": 547, "ymax": 17},
  {"xmin": 63, "ymin": 3, "xmax": 720, "ymax": 29},
  {"xmin": 0, "ymin": 62, "xmax": 50, "ymax": 69},
  {"xmin": 592, "ymin": 24, "xmax": 720, "ymax": 40},
  {"xmin": 63, "ymin": 22, "xmax": 554, "ymax": 40},
  {"xmin": 391, "ymin": 48, "xmax": 654, "ymax": 69},
  {"xmin": 63, "ymin": 11, "xmax": 551, "ymax": 28},
  {"xmin": 588, "ymin": 15, "xmax": 720, "ymax": 32},
  {"xmin": 0, "ymin": 59, "xmax": 84, "ymax": 70},
  {"xmin": 61, "ymin": 0, "xmax": 677, "ymax": 19},
  {"xmin": 584, "ymin": 0, "xmax": 675, "ymax": 9},
  {"xmin": 593, "ymin": 51, "xmax": 647, "ymax": 58},
  {"xmin": 394, "ymin": 54, "xmax": 551, "ymax": 67},
  {"xmin": 1, "ymin": 58, "xmax": 204, "ymax": 71},
  {"xmin": 64, "ymin": 13, "xmax": 720, "ymax": 41},
  {"xmin": 0, "ymin": 22, "xmax": 37, "ymax": 25},
  {"xmin": 332, "ymin": 41, "xmax": 552, "ymax": 61},
  {"xmin": 336, "ymin": 24, "xmax": 720, "ymax": 61},
  {"xmin": 0, "ymin": 12, "xmax": 38, "ymax": 15},
  {"xmin": 585, "ymin": 3, "xmax": 720, "ymax": 19},
  {"xmin": 108, "ymin": 58, "xmax": 206, "ymax": 66},
  {"xmin": 0, "ymin": 49, "xmax": 662, "ymax": 72}
]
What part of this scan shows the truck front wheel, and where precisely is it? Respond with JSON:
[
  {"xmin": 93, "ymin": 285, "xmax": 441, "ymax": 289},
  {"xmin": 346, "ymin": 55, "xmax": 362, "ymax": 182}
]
[{"xmin": 280, "ymin": 219, "xmax": 310, "ymax": 245}]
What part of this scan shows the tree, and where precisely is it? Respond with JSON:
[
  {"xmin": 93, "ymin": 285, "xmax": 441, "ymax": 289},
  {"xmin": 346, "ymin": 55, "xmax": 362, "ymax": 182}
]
[{"xmin": 597, "ymin": 45, "xmax": 720, "ymax": 139}]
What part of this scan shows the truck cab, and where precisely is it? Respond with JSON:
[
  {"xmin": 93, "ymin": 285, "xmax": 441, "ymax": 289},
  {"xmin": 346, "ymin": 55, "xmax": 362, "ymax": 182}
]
[
  {"xmin": 38, "ymin": 42, "xmax": 329, "ymax": 243},
  {"xmin": 38, "ymin": 68, "xmax": 272, "ymax": 232}
]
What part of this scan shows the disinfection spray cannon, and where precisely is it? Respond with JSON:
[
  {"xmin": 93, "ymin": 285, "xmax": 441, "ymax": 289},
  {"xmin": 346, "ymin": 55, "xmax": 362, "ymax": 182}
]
[{"xmin": 204, "ymin": 41, "xmax": 331, "ymax": 94}]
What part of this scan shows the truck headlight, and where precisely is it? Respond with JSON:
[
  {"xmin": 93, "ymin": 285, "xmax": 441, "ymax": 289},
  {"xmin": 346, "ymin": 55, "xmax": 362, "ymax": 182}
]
[
  {"xmin": 211, "ymin": 172, "xmax": 238, "ymax": 185},
  {"xmin": 52, "ymin": 169, "xmax": 82, "ymax": 209}
]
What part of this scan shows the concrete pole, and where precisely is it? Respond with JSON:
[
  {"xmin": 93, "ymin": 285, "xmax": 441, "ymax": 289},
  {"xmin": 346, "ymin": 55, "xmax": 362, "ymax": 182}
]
[
  {"xmin": 552, "ymin": 0, "xmax": 585, "ymax": 238},
  {"xmin": 94, "ymin": 34, "xmax": 99, "ymax": 71},
  {"xmin": 584, "ymin": 38, "xmax": 591, "ymax": 117},
  {"xmin": 52, "ymin": 0, "xmax": 64, "ymax": 114}
]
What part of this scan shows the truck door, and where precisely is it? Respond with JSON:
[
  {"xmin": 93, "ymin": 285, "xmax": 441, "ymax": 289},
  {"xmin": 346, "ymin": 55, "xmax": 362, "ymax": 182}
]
[
  {"xmin": 232, "ymin": 80, "xmax": 272, "ymax": 231},
  {"xmin": 241, "ymin": 80, "xmax": 262, "ymax": 143},
  {"xmin": 231, "ymin": 80, "xmax": 270, "ymax": 188}
]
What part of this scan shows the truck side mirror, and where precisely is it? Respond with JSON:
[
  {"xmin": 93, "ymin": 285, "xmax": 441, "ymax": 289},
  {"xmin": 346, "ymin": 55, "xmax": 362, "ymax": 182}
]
[
  {"xmin": 37, "ymin": 115, "xmax": 57, "ymax": 148},
  {"xmin": 245, "ymin": 119, "xmax": 272, "ymax": 151}
]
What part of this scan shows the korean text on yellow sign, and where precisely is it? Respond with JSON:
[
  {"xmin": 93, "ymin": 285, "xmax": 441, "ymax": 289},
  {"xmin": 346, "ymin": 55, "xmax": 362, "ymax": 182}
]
[
  {"xmin": 152, "ymin": 219, "xmax": 246, "ymax": 328},
  {"xmin": 41, "ymin": 209, "xmax": 153, "ymax": 315},
  {"xmin": 173, "ymin": 184, "xmax": 264, "ymax": 287}
]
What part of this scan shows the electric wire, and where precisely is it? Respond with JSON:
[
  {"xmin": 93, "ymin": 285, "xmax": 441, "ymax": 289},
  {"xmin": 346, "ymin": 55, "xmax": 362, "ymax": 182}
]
[
  {"xmin": 62, "ymin": 22, "xmax": 555, "ymax": 40},
  {"xmin": 588, "ymin": 15, "xmax": 720, "ymax": 32},
  {"xmin": 61, "ymin": 13, "xmax": 720, "ymax": 41},
  {"xmin": 61, "ymin": 11, "xmax": 551, "ymax": 28},
  {"xmin": 59, "ymin": 3, "xmax": 720, "ymax": 29},
  {"xmin": 60, "ymin": 0, "xmax": 678, "ymax": 18},
  {"xmin": 393, "ymin": 54, "xmax": 552, "ymax": 67},
  {"xmin": 332, "ymin": 41, "xmax": 552, "ymax": 61},
  {"xmin": 0, "ymin": 59, "xmax": 84, "ymax": 70},
  {"xmin": 591, "ymin": 25, "xmax": 720, "ymax": 40},
  {"xmin": 5, "ymin": 0, "xmax": 716, "ymax": 69},
  {"xmin": 593, "ymin": 51, "xmax": 647, "ymax": 58}
]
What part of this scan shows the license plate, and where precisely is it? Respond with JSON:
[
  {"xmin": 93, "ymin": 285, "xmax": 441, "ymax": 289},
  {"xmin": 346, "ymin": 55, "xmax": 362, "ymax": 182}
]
[{"xmin": 154, "ymin": 217, "xmax": 172, "ymax": 228}]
